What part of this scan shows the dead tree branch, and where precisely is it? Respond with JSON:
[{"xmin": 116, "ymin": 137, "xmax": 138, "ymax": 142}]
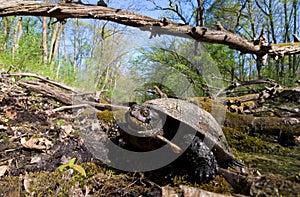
[
  {"xmin": 215, "ymin": 79, "xmax": 277, "ymax": 97},
  {"xmin": 3, "ymin": 72, "xmax": 79, "ymax": 93},
  {"xmin": 0, "ymin": 1, "xmax": 300, "ymax": 58}
]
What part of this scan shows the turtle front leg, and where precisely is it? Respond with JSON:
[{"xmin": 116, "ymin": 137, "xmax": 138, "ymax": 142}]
[{"xmin": 183, "ymin": 135, "xmax": 219, "ymax": 183}]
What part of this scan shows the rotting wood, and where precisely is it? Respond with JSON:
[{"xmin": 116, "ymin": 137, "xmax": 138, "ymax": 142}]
[{"xmin": 162, "ymin": 185, "xmax": 234, "ymax": 197}]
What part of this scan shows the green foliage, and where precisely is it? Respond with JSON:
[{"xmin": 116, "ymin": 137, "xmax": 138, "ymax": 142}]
[
  {"xmin": 0, "ymin": 17, "xmax": 45, "ymax": 74},
  {"xmin": 203, "ymin": 44, "xmax": 237, "ymax": 80},
  {"xmin": 206, "ymin": 1, "xmax": 242, "ymax": 30},
  {"xmin": 127, "ymin": 43, "xmax": 222, "ymax": 101},
  {"xmin": 57, "ymin": 158, "xmax": 87, "ymax": 177},
  {"xmin": 56, "ymin": 119, "xmax": 64, "ymax": 126},
  {"xmin": 125, "ymin": 38, "xmax": 234, "ymax": 101}
]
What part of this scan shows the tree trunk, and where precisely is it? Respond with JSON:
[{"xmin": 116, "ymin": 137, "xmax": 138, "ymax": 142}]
[
  {"xmin": 268, "ymin": 0, "xmax": 277, "ymax": 44},
  {"xmin": 73, "ymin": 19, "xmax": 79, "ymax": 73},
  {"xmin": 50, "ymin": 21, "xmax": 66, "ymax": 70},
  {"xmin": 49, "ymin": 22, "xmax": 58, "ymax": 65},
  {"xmin": 11, "ymin": 16, "xmax": 23, "ymax": 60},
  {"xmin": 248, "ymin": 1, "xmax": 256, "ymax": 39},
  {"xmin": 99, "ymin": 66, "xmax": 110, "ymax": 92},
  {"xmin": 193, "ymin": 0, "xmax": 204, "ymax": 78},
  {"xmin": 42, "ymin": 17, "xmax": 48, "ymax": 65},
  {"xmin": 256, "ymin": 57, "xmax": 263, "ymax": 79},
  {"xmin": 292, "ymin": 0, "xmax": 298, "ymax": 79},
  {"xmin": 196, "ymin": 0, "xmax": 204, "ymax": 26},
  {"xmin": 1, "ymin": 17, "xmax": 12, "ymax": 52}
]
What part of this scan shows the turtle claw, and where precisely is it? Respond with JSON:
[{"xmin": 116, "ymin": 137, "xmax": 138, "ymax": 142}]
[{"xmin": 231, "ymin": 159, "xmax": 245, "ymax": 167}]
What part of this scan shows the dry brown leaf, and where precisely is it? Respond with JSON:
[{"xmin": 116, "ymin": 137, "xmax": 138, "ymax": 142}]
[
  {"xmin": 61, "ymin": 125, "xmax": 74, "ymax": 138},
  {"xmin": 21, "ymin": 137, "xmax": 53, "ymax": 150},
  {"xmin": 30, "ymin": 155, "xmax": 42, "ymax": 164},
  {"xmin": 0, "ymin": 165, "xmax": 9, "ymax": 177},
  {"xmin": 5, "ymin": 109, "xmax": 17, "ymax": 120}
]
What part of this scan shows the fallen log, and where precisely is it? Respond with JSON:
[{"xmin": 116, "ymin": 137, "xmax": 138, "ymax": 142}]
[{"xmin": 17, "ymin": 80, "xmax": 128, "ymax": 111}]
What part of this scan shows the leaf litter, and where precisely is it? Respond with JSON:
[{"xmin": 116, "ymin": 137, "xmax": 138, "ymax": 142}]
[{"xmin": 0, "ymin": 73, "xmax": 163, "ymax": 196}]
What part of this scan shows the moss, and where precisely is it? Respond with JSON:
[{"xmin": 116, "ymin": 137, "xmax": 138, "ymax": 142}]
[
  {"xmin": 223, "ymin": 126, "xmax": 290, "ymax": 154},
  {"xmin": 0, "ymin": 132, "xmax": 11, "ymax": 142},
  {"xmin": 224, "ymin": 112, "xmax": 296, "ymax": 145},
  {"xmin": 19, "ymin": 162, "xmax": 157, "ymax": 196},
  {"xmin": 188, "ymin": 97, "xmax": 211, "ymax": 111},
  {"xmin": 193, "ymin": 97, "xmax": 227, "ymax": 124},
  {"xmin": 224, "ymin": 112, "xmax": 253, "ymax": 132},
  {"xmin": 80, "ymin": 108, "xmax": 97, "ymax": 117},
  {"xmin": 0, "ymin": 176, "xmax": 21, "ymax": 196},
  {"xmin": 171, "ymin": 174, "xmax": 192, "ymax": 186},
  {"xmin": 227, "ymin": 94, "xmax": 259, "ymax": 101},
  {"xmin": 274, "ymin": 42, "xmax": 300, "ymax": 47},
  {"xmin": 287, "ymin": 171, "xmax": 300, "ymax": 183},
  {"xmin": 241, "ymin": 153, "xmax": 300, "ymax": 177},
  {"xmin": 198, "ymin": 97, "xmax": 213, "ymax": 111},
  {"xmin": 97, "ymin": 110, "xmax": 115, "ymax": 123},
  {"xmin": 97, "ymin": 109, "xmax": 128, "ymax": 123},
  {"xmin": 98, "ymin": 98, "xmax": 110, "ymax": 104},
  {"xmin": 223, "ymin": 127, "xmax": 300, "ymax": 177},
  {"xmin": 28, "ymin": 170, "xmax": 68, "ymax": 196},
  {"xmin": 199, "ymin": 175, "xmax": 233, "ymax": 194},
  {"xmin": 171, "ymin": 174, "xmax": 232, "ymax": 194},
  {"xmin": 232, "ymin": 100, "xmax": 256, "ymax": 113}
]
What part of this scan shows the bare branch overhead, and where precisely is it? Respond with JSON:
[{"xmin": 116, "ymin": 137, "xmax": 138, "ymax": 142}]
[{"xmin": 1, "ymin": 1, "xmax": 300, "ymax": 58}]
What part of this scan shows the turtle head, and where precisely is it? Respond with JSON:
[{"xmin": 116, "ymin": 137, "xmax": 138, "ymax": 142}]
[
  {"xmin": 125, "ymin": 104, "xmax": 162, "ymax": 135},
  {"xmin": 128, "ymin": 104, "xmax": 153, "ymax": 124}
]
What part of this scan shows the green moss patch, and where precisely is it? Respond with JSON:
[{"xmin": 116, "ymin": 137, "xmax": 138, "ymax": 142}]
[
  {"xmin": 223, "ymin": 127, "xmax": 291, "ymax": 154},
  {"xmin": 97, "ymin": 110, "xmax": 115, "ymax": 123}
]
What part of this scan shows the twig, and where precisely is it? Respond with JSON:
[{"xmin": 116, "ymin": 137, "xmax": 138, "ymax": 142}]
[
  {"xmin": 52, "ymin": 104, "xmax": 100, "ymax": 113},
  {"xmin": 156, "ymin": 134, "xmax": 182, "ymax": 153}
]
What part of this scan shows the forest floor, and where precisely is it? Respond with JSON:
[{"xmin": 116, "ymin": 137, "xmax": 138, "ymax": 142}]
[{"xmin": 0, "ymin": 73, "xmax": 300, "ymax": 197}]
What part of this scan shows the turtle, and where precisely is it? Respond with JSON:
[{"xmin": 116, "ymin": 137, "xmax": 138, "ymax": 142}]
[{"xmin": 122, "ymin": 98, "xmax": 243, "ymax": 183}]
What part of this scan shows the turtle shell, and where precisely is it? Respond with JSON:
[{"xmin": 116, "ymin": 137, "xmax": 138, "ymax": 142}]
[{"xmin": 142, "ymin": 98, "xmax": 238, "ymax": 167}]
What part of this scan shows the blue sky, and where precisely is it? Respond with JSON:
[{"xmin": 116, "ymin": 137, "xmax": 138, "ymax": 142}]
[{"xmin": 82, "ymin": 0, "xmax": 183, "ymax": 21}]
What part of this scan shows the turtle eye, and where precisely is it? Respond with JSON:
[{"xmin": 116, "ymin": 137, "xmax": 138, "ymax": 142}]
[{"xmin": 141, "ymin": 109, "xmax": 150, "ymax": 117}]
